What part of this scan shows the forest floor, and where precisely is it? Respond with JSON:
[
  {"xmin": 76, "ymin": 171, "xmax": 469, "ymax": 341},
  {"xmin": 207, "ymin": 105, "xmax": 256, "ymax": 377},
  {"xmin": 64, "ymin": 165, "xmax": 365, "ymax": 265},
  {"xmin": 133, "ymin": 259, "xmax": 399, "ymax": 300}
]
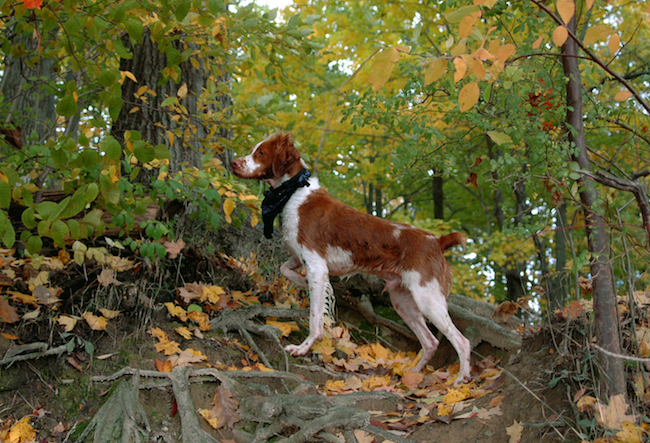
[{"xmin": 0, "ymin": 226, "xmax": 648, "ymax": 443}]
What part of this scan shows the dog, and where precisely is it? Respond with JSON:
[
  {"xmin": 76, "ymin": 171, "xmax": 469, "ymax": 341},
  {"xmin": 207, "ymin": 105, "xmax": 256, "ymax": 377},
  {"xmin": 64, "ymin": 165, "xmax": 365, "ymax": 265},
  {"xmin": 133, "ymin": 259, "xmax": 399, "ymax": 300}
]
[{"xmin": 231, "ymin": 132, "xmax": 471, "ymax": 382}]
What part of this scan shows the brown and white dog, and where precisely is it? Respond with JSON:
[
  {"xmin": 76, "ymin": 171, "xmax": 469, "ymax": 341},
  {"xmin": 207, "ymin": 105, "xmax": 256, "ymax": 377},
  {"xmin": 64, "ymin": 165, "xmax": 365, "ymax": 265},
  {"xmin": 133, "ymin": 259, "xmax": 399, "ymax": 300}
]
[{"xmin": 231, "ymin": 132, "xmax": 471, "ymax": 382}]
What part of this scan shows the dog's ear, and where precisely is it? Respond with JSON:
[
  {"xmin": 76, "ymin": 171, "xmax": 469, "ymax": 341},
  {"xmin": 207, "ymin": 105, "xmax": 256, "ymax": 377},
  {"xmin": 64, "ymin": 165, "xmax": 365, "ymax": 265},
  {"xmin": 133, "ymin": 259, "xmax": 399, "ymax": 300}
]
[{"xmin": 272, "ymin": 132, "xmax": 301, "ymax": 177}]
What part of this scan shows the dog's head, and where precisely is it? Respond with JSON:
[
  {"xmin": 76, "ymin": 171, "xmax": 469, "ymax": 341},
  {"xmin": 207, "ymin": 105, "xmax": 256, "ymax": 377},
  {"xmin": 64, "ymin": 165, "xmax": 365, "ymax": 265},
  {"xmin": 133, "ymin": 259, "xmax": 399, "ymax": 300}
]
[{"xmin": 231, "ymin": 132, "xmax": 303, "ymax": 188}]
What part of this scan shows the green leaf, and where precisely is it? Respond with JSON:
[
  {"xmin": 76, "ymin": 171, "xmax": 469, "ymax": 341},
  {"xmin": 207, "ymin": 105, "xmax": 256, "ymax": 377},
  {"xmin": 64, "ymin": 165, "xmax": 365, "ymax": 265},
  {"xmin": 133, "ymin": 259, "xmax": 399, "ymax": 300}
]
[
  {"xmin": 25, "ymin": 235, "xmax": 43, "ymax": 254},
  {"xmin": 100, "ymin": 175, "xmax": 120, "ymax": 204},
  {"xmin": 0, "ymin": 181, "xmax": 10, "ymax": 209},
  {"xmin": 102, "ymin": 136, "xmax": 122, "ymax": 160},
  {"xmin": 59, "ymin": 192, "xmax": 87, "ymax": 219},
  {"xmin": 56, "ymin": 94, "xmax": 78, "ymax": 118},
  {"xmin": 175, "ymin": 0, "xmax": 191, "ymax": 22},
  {"xmin": 153, "ymin": 144, "xmax": 171, "ymax": 160},
  {"xmin": 486, "ymin": 131, "xmax": 513, "ymax": 146},
  {"xmin": 51, "ymin": 220, "xmax": 69, "ymax": 246},
  {"xmin": 161, "ymin": 96, "xmax": 178, "ymax": 107},
  {"xmin": 51, "ymin": 147, "xmax": 68, "ymax": 166},
  {"xmin": 134, "ymin": 142, "xmax": 155, "ymax": 164},
  {"xmin": 82, "ymin": 209, "xmax": 104, "ymax": 227},
  {"xmin": 444, "ymin": 5, "xmax": 480, "ymax": 24},
  {"xmin": 208, "ymin": 0, "xmax": 223, "ymax": 15},
  {"xmin": 86, "ymin": 183, "xmax": 99, "ymax": 204},
  {"xmin": 125, "ymin": 18, "xmax": 143, "ymax": 42},
  {"xmin": 68, "ymin": 219, "xmax": 80, "ymax": 239},
  {"xmin": 21, "ymin": 208, "xmax": 37, "ymax": 229},
  {"xmin": 36, "ymin": 201, "xmax": 59, "ymax": 221}
]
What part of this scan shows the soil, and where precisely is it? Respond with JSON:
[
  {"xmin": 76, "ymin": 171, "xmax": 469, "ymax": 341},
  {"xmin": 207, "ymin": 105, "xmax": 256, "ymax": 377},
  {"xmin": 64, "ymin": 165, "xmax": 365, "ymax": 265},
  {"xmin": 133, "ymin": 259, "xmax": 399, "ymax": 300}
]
[{"xmin": 0, "ymin": 228, "xmax": 617, "ymax": 442}]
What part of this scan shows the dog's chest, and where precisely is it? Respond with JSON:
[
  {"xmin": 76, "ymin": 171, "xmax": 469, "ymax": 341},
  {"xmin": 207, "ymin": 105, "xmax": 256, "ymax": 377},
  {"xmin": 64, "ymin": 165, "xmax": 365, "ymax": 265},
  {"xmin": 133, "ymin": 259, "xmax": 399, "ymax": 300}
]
[{"xmin": 280, "ymin": 179, "xmax": 319, "ymax": 258}]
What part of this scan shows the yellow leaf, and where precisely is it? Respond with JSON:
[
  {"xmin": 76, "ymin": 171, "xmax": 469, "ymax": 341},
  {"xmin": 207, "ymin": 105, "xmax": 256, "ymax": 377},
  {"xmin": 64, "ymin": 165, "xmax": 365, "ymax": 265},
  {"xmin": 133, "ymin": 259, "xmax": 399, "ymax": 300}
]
[
  {"xmin": 367, "ymin": 45, "xmax": 411, "ymax": 92},
  {"xmin": 459, "ymin": 11, "xmax": 481, "ymax": 39},
  {"xmin": 58, "ymin": 315, "xmax": 79, "ymax": 332},
  {"xmin": 175, "ymin": 326, "xmax": 192, "ymax": 339},
  {"xmin": 1, "ymin": 332, "xmax": 18, "ymax": 340},
  {"xmin": 424, "ymin": 58, "xmax": 447, "ymax": 86},
  {"xmin": 251, "ymin": 214, "xmax": 258, "ymax": 228},
  {"xmin": 532, "ymin": 36, "xmax": 543, "ymax": 49},
  {"xmin": 556, "ymin": 0, "xmax": 575, "ymax": 25},
  {"xmin": 552, "ymin": 25, "xmax": 568, "ymax": 47},
  {"xmin": 608, "ymin": 33, "xmax": 620, "ymax": 54},
  {"xmin": 150, "ymin": 327, "xmax": 169, "ymax": 341},
  {"xmin": 443, "ymin": 387, "xmax": 470, "ymax": 405},
  {"xmin": 177, "ymin": 83, "xmax": 188, "ymax": 99},
  {"xmin": 458, "ymin": 81, "xmax": 480, "ymax": 112},
  {"xmin": 584, "ymin": 24, "xmax": 612, "ymax": 46},
  {"xmin": 202, "ymin": 285, "xmax": 225, "ymax": 304},
  {"xmin": 506, "ymin": 421, "xmax": 523, "ymax": 443},
  {"xmin": 472, "ymin": 59, "xmax": 486, "ymax": 80},
  {"xmin": 232, "ymin": 290, "xmax": 259, "ymax": 305},
  {"xmin": 82, "ymin": 312, "xmax": 108, "ymax": 330},
  {"xmin": 199, "ymin": 408, "xmax": 220, "ymax": 429},
  {"xmin": 7, "ymin": 416, "xmax": 37, "ymax": 443},
  {"xmin": 188, "ymin": 310, "xmax": 211, "ymax": 331},
  {"xmin": 223, "ymin": 197, "xmax": 234, "ymax": 224},
  {"xmin": 615, "ymin": 422, "xmax": 644, "ymax": 443},
  {"xmin": 266, "ymin": 319, "xmax": 300, "ymax": 338},
  {"xmin": 453, "ymin": 56, "xmax": 468, "ymax": 83},
  {"xmin": 121, "ymin": 70, "xmax": 137, "ymax": 83},
  {"xmin": 614, "ymin": 90, "xmax": 633, "ymax": 101},
  {"xmin": 165, "ymin": 302, "xmax": 188, "ymax": 322},
  {"xmin": 155, "ymin": 339, "xmax": 182, "ymax": 356},
  {"xmin": 496, "ymin": 43, "xmax": 516, "ymax": 61},
  {"xmin": 99, "ymin": 308, "xmax": 120, "ymax": 319}
]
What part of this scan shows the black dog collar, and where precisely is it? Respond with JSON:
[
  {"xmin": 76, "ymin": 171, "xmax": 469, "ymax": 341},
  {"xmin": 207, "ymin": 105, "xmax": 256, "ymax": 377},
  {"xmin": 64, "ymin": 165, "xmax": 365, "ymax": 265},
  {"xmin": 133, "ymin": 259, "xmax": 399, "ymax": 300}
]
[{"xmin": 261, "ymin": 168, "xmax": 311, "ymax": 239}]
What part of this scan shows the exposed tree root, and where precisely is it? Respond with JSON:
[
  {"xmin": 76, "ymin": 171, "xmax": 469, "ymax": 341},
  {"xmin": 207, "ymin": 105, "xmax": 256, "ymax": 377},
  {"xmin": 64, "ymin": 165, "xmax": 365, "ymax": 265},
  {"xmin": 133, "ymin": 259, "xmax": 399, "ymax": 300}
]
[
  {"xmin": 0, "ymin": 342, "xmax": 68, "ymax": 366},
  {"xmin": 237, "ymin": 391, "xmax": 413, "ymax": 443},
  {"xmin": 88, "ymin": 365, "xmax": 413, "ymax": 443},
  {"xmin": 76, "ymin": 370, "xmax": 150, "ymax": 443},
  {"xmin": 211, "ymin": 305, "xmax": 310, "ymax": 371}
]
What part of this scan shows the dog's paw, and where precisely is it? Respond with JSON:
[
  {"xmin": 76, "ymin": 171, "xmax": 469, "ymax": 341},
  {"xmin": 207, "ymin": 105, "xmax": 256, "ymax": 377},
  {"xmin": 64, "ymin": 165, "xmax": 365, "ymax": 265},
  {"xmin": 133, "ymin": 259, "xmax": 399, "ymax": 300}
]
[{"xmin": 284, "ymin": 344, "xmax": 310, "ymax": 356}]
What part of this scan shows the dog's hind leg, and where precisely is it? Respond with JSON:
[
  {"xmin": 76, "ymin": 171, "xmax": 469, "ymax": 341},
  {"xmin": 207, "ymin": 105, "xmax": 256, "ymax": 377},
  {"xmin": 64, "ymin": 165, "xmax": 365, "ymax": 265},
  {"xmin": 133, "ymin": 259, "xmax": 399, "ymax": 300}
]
[
  {"xmin": 388, "ymin": 285, "xmax": 440, "ymax": 372},
  {"xmin": 405, "ymin": 277, "xmax": 471, "ymax": 384}
]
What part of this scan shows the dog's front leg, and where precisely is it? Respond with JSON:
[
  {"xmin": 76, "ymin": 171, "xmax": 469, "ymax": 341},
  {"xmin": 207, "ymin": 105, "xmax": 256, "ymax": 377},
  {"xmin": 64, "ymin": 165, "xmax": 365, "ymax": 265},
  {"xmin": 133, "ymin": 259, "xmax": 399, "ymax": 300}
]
[{"xmin": 284, "ymin": 256, "xmax": 328, "ymax": 357}]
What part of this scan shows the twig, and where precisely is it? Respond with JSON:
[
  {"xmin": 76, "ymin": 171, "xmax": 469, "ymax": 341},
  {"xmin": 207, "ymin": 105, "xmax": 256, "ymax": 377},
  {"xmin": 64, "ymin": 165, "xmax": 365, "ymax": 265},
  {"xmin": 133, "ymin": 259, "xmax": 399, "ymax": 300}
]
[{"xmin": 593, "ymin": 344, "xmax": 650, "ymax": 363}]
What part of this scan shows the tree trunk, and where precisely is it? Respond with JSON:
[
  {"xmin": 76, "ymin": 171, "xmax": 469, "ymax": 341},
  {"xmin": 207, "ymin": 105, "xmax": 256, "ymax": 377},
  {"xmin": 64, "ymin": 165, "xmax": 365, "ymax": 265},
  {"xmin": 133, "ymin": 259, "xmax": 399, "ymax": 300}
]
[
  {"xmin": 549, "ymin": 202, "xmax": 568, "ymax": 310},
  {"xmin": 562, "ymin": 16, "xmax": 625, "ymax": 398},
  {"xmin": 111, "ymin": 29, "xmax": 230, "ymax": 178},
  {"xmin": 0, "ymin": 29, "xmax": 57, "ymax": 150},
  {"xmin": 432, "ymin": 173, "xmax": 444, "ymax": 220}
]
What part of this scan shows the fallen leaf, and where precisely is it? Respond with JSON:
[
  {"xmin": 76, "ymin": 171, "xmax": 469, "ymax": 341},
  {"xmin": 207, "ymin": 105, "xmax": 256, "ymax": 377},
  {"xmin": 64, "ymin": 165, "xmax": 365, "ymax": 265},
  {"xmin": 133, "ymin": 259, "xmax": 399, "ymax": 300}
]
[
  {"xmin": 492, "ymin": 300, "xmax": 519, "ymax": 322},
  {"xmin": 98, "ymin": 268, "xmax": 122, "ymax": 287},
  {"xmin": 165, "ymin": 302, "xmax": 188, "ymax": 322},
  {"xmin": 0, "ymin": 297, "xmax": 19, "ymax": 323},
  {"xmin": 202, "ymin": 386, "xmax": 240, "ymax": 430},
  {"xmin": 175, "ymin": 326, "xmax": 192, "ymax": 339},
  {"xmin": 595, "ymin": 393, "xmax": 636, "ymax": 430},
  {"xmin": 167, "ymin": 348, "xmax": 207, "ymax": 366},
  {"xmin": 99, "ymin": 308, "xmax": 120, "ymax": 319},
  {"xmin": 187, "ymin": 310, "xmax": 211, "ymax": 331},
  {"xmin": 58, "ymin": 315, "xmax": 79, "ymax": 332},
  {"xmin": 163, "ymin": 239, "xmax": 186, "ymax": 259},
  {"xmin": 477, "ymin": 405, "xmax": 502, "ymax": 419},
  {"xmin": 202, "ymin": 285, "xmax": 225, "ymax": 304},
  {"xmin": 489, "ymin": 395, "xmax": 505, "ymax": 407},
  {"xmin": 1, "ymin": 332, "xmax": 18, "ymax": 340},
  {"xmin": 67, "ymin": 356, "xmax": 84, "ymax": 372},
  {"xmin": 401, "ymin": 369, "xmax": 424, "ymax": 390},
  {"xmin": 6, "ymin": 416, "xmax": 37, "ymax": 443},
  {"xmin": 8, "ymin": 290, "xmax": 37, "ymax": 306},
  {"xmin": 266, "ymin": 319, "xmax": 300, "ymax": 338},
  {"xmin": 156, "ymin": 358, "xmax": 173, "ymax": 372},
  {"xmin": 577, "ymin": 395, "xmax": 597, "ymax": 413},
  {"xmin": 82, "ymin": 312, "xmax": 108, "ymax": 330},
  {"xmin": 506, "ymin": 421, "xmax": 523, "ymax": 443}
]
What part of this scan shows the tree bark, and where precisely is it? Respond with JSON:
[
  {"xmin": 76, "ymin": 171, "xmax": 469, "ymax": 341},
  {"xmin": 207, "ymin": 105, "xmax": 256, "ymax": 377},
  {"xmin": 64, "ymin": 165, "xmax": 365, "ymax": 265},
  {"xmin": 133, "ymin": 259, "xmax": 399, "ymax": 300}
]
[
  {"xmin": 432, "ymin": 173, "xmax": 444, "ymax": 220},
  {"xmin": 562, "ymin": 16, "xmax": 625, "ymax": 398},
  {"xmin": 111, "ymin": 29, "xmax": 230, "ymax": 178}
]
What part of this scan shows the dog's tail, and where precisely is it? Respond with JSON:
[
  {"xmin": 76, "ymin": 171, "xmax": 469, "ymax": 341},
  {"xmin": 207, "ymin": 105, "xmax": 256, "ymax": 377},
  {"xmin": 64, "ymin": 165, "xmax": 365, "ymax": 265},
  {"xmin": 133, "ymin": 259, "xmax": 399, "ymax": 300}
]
[{"xmin": 439, "ymin": 232, "xmax": 466, "ymax": 252}]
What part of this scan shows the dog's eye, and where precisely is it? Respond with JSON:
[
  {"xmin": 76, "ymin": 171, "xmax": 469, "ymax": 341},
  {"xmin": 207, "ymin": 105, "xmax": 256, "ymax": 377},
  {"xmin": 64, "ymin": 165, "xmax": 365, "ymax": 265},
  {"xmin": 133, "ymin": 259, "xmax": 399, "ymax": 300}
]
[{"xmin": 258, "ymin": 150, "xmax": 265, "ymax": 156}]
